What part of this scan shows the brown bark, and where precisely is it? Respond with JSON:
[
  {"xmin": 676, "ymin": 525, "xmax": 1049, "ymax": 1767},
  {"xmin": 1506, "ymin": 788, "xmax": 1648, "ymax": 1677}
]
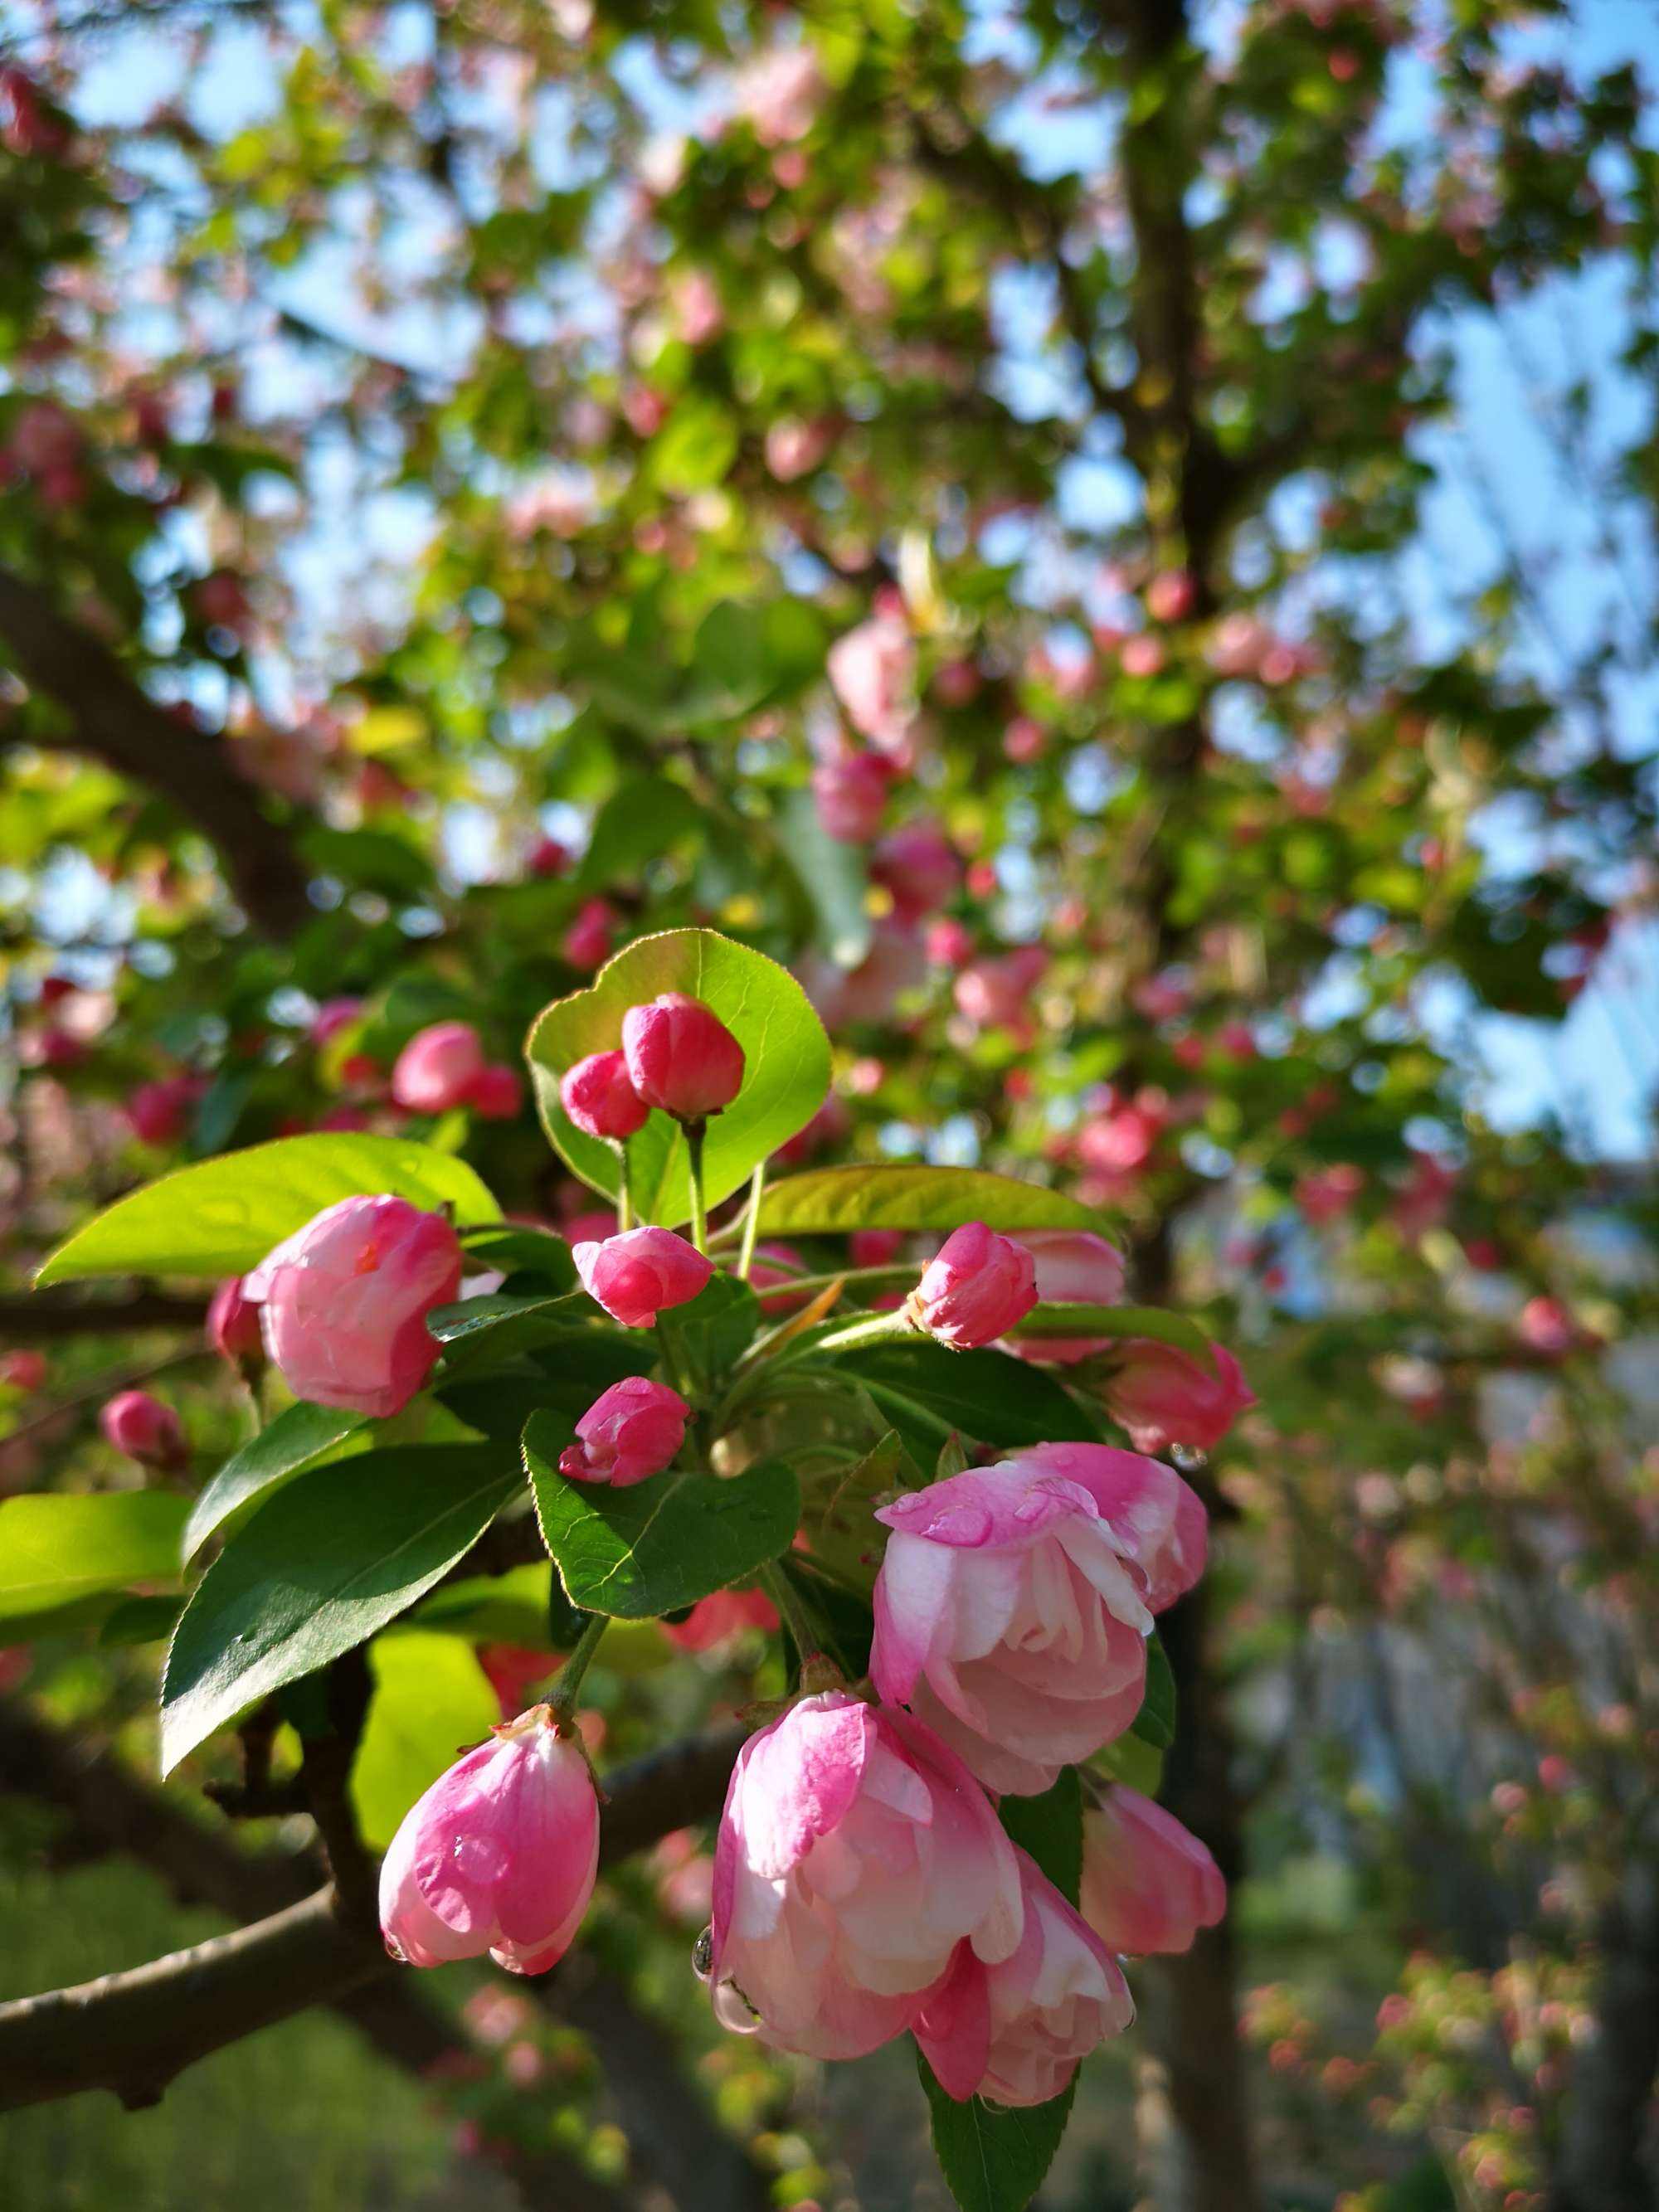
[{"xmin": 1547, "ymin": 1861, "xmax": 1659, "ymax": 2212}]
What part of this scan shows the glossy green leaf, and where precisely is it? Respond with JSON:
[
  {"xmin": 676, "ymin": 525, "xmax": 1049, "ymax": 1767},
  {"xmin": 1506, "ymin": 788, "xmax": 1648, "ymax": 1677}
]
[
  {"xmin": 526, "ymin": 928, "xmax": 830, "ymax": 1227},
  {"xmin": 0, "ymin": 1491, "xmax": 191, "ymax": 1640},
  {"xmin": 349, "ymin": 1631, "xmax": 502, "ymax": 1851},
  {"xmin": 666, "ymin": 1273, "xmax": 761, "ymax": 1387},
  {"xmin": 826, "ymin": 1342, "xmax": 1100, "ymax": 1454},
  {"xmin": 919, "ymin": 2054, "xmax": 1077, "ymax": 2212},
  {"xmin": 160, "ymin": 1446, "xmax": 521, "ymax": 1775},
  {"xmin": 757, "ymin": 1164, "xmax": 1106, "ymax": 1237},
  {"xmin": 803, "ymin": 1429, "xmax": 907, "ymax": 1594},
  {"xmin": 183, "ymin": 1402, "xmax": 371, "ymax": 1561},
  {"xmin": 458, "ymin": 1222, "xmax": 579, "ymax": 1289},
  {"xmin": 37, "ymin": 1134, "xmax": 501, "ymax": 1286},
  {"xmin": 525, "ymin": 1411, "xmax": 800, "ymax": 1620}
]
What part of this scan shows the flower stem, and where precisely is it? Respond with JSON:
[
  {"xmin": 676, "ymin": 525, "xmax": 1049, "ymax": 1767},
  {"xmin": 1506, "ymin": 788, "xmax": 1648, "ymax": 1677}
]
[
  {"xmin": 684, "ymin": 1121, "xmax": 709, "ymax": 1255},
  {"xmin": 809, "ymin": 1308, "xmax": 917, "ymax": 1356},
  {"xmin": 550, "ymin": 1612, "xmax": 609, "ymax": 1733},
  {"xmin": 761, "ymin": 1558, "xmax": 829, "ymax": 1676},
  {"xmin": 615, "ymin": 1146, "xmax": 635, "ymax": 1233},
  {"xmin": 735, "ymin": 1160, "xmax": 766, "ymax": 1281}
]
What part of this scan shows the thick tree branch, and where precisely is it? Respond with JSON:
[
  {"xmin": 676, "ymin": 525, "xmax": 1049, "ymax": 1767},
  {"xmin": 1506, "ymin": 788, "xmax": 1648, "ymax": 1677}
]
[
  {"xmin": 0, "ymin": 1713, "xmax": 747, "ymax": 2114},
  {"xmin": 0, "ymin": 564, "xmax": 312, "ymax": 939}
]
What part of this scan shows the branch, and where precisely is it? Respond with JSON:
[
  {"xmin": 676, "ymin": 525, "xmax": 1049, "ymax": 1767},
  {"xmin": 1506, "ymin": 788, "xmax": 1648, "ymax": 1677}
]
[
  {"xmin": 0, "ymin": 564, "xmax": 313, "ymax": 939},
  {"xmin": 0, "ymin": 1291, "xmax": 208, "ymax": 1341},
  {"xmin": 0, "ymin": 1715, "xmax": 747, "ymax": 2113}
]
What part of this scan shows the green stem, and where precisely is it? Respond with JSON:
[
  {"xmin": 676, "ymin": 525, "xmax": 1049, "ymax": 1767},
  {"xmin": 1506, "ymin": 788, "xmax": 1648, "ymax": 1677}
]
[
  {"xmin": 550, "ymin": 1612, "xmax": 609, "ymax": 1732},
  {"xmin": 615, "ymin": 1145, "xmax": 634, "ymax": 1234},
  {"xmin": 761, "ymin": 1558, "xmax": 824, "ymax": 1670},
  {"xmin": 654, "ymin": 1311, "xmax": 692, "ymax": 1399},
  {"xmin": 809, "ymin": 1308, "xmax": 917, "ymax": 1357},
  {"xmin": 735, "ymin": 1161, "xmax": 766, "ymax": 1281},
  {"xmin": 684, "ymin": 1121, "xmax": 708, "ymax": 1256},
  {"xmin": 748, "ymin": 1262, "xmax": 914, "ymax": 1300}
]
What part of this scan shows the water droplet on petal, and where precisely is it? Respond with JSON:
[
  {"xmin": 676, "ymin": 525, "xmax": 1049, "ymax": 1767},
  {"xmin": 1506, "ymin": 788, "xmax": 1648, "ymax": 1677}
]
[
  {"xmin": 712, "ymin": 1977, "xmax": 762, "ymax": 2035},
  {"xmin": 1170, "ymin": 1443, "xmax": 1208, "ymax": 1474},
  {"xmin": 452, "ymin": 1831, "xmax": 509, "ymax": 1884},
  {"xmin": 691, "ymin": 1926, "xmax": 714, "ymax": 1981}
]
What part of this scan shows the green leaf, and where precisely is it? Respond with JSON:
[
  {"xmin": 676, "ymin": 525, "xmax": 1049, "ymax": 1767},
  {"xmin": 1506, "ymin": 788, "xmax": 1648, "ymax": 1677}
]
[
  {"xmin": 666, "ymin": 1273, "xmax": 761, "ymax": 1387},
  {"xmin": 426, "ymin": 1291, "xmax": 586, "ymax": 1369},
  {"xmin": 1131, "ymin": 1629, "xmax": 1176, "ymax": 1749},
  {"xmin": 349, "ymin": 1631, "xmax": 502, "ymax": 1852},
  {"xmin": 578, "ymin": 780, "xmax": 707, "ymax": 890},
  {"xmin": 0, "ymin": 1492, "xmax": 191, "ymax": 1640},
  {"xmin": 828, "ymin": 1343, "xmax": 1100, "ymax": 1455},
  {"xmin": 757, "ymin": 1164, "xmax": 1106, "ymax": 1237},
  {"xmin": 1013, "ymin": 1303, "xmax": 1212, "ymax": 1358},
  {"xmin": 999, "ymin": 1767, "xmax": 1082, "ymax": 1904},
  {"xmin": 459, "ymin": 1222, "xmax": 578, "ymax": 1290},
  {"xmin": 526, "ymin": 928, "xmax": 830, "ymax": 1228},
  {"xmin": 37, "ymin": 1134, "xmax": 501, "ymax": 1286},
  {"xmin": 803, "ymin": 1430, "xmax": 907, "ymax": 1593},
  {"xmin": 160, "ymin": 1446, "xmax": 521, "ymax": 1775},
  {"xmin": 772, "ymin": 785, "xmax": 873, "ymax": 969},
  {"xmin": 183, "ymin": 1402, "xmax": 371, "ymax": 1561},
  {"xmin": 411, "ymin": 1561, "xmax": 560, "ymax": 1647},
  {"xmin": 525, "ymin": 1412, "xmax": 800, "ymax": 1620},
  {"xmin": 919, "ymin": 2054, "xmax": 1077, "ymax": 2212}
]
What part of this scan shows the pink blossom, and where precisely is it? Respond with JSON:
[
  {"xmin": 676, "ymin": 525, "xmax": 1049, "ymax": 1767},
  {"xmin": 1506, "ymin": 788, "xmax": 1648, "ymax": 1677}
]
[
  {"xmin": 309, "ymin": 997, "xmax": 362, "ymax": 1048},
  {"xmin": 850, "ymin": 1228, "xmax": 905, "ymax": 1267},
  {"xmin": 1296, "ymin": 1164, "xmax": 1365, "ymax": 1225},
  {"xmin": 1131, "ymin": 970, "xmax": 1190, "ymax": 1023},
  {"xmin": 1005, "ymin": 1230, "xmax": 1128, "ymax": 1364},
  {"xmin": 812, "ymin": 748, "xmax": 892, "ymax": 843},
  {"xmin": 707, "ymin": 1691, "xmax": 1023, "ymax": 2059},
  {"xmin": 467, "ymin": 1064, "xmax": 522, "ymax": 1120},
  {"xmin": 1146, "ymin": 570, "xmax": 1197, "ymax": 625},
  {"xmin": 562, "ymin": 898, "xmax": 617, "ymax": 970},
  {"xmin": 1079, "ymin": 1787, "xmax": 1224, "ymax": 1956},
  {"xmin": 1099, "ymin": 1339, "xmax": 1255, "ymax": 1453},
  {"xmin": 100, "ymin": 1389, "xmax": 186, "ymax": 1471},
  {"xmin": 916, "ymin": 1850, "xmax": 1133, "ymax": 2105},
  {"xmin": 1517, "ymin": 1296, "xmax": 1579, "ymax": 1358},
  {"xmin": 1002, "ymin": 715, "xmax": 1046, "ymax": 764},
  {"xmin": 871, "ymin": 822, "xmax": 960, "ymax": 922},
  {"xmin": 557, "ymin": 1375, "xmax": 689, "ymax": 1486},
  {"xmin": 392, "ymin": 1023, "xmax": 486, "ymax": 1114},
  {"xmin": 206, "ymin": 1277, "xmax": 262, "ymax": 1363},
  {"xmin": 731, "ymin": 42, "xmax": 824, "ymax": 145},
  {"xmin": 1119, "ymin": 634, "xmax": 1166, "ymax": 679},
  {"xmin": 672, "ymin": 268, "xmax": 723, "ymax": 345},
  {"xmin": 1078, "ymin": 1099, "xmax": 1165, "ymax": 1175},
  {"xmin": 828, "ymin": 611, "xmax": 914, "ymax": 751},
  {"xmin": 573, "ymin": 1228, "xmax": 713, "ymax": 1328},
  {"xmin": 0, "ymin": 1350, "xmax": 46, "ymax": 1393},
  {"xmin": 243, "ymin": 1194, "xmax": 463, "ymax": 1417},
  {"xmin": 126, "ymin": 1075, "xmax": 203, "ymax": 1147},
  {"xmin": 527, "ymin": 834, "xmax": 570, "ymax": 878},
  {"xmin": 561, "ymin": 1049, "xmax": 649, "ymax": 1141},
  {"xmin": 379, "ymin": 1704, "xmax": 599, "ymax": 1976},
  {"xmin": 925, "ymin": 916, "xmax": 975, "ymax": 969},
  {"xmin": 660, "ymin": 1587, "xmax": 779, "ymax": 1652},
  {"xmin": 871, "ymin": 1446, "xmax": 1204, "ymax": 1794},
  {"xmin": 622, "ymin": 993, "xmax": 745, "ymax": 1120},
  {"xmin": 909, "ymin": 1222, "xmax": 1038, "ymax": 1349},
  {"xmin": 764, "ymin": 416, "xmax": 834, "ymax": 482},
  {"xmin": 798, "ymin": 920, "xmax": 928, "ymax": 1028},
  {"xmin": 952, "ymin": 945, "xmax": 1048, "ymax": 1033}
]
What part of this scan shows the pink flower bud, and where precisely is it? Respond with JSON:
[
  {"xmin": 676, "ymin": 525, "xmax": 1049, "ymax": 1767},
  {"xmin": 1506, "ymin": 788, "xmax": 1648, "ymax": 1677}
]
[
  {"xmin": 1146, "ymin": 569, "xmax": 1197, "ymax": 624},
  {"xmin": 0, "ymin": 1349, "xmax": 47, "ymax": 1393},
  {"xmin": 309, "ymin": 997, "xmax": 362, "ymax": 1048},
  {"xmin": 1079, "ymin": 1787, "xmax": 1225, "ymax": 1956},
  {"xmin": 100, "ymin": 1388, "xmax": 185, "ymax": 1471},
  {"xmin": 560, "ymin": 1049, "xmax": 649, "ymax": 1141},
  {"xmin": 467, "ymin": 1064, "xmax": 523, "ymax": 1121},
  {"xmin": 707, "ymin": 1692, "xmax": 1023, "ymax": 2060},
  {"xmin": 392, "ymin": 1023, "xmax": 486, "ymax": 1114},
  {"xmin": 206, "ymin": 1276, "xmax": 263, "ymax": 1363},
  {"xmin": 916, "ymin": 1850, "xmax": 1134, "ymax": 2106},
  {"xmin": 379, "ymin": 1704, "xmax": 599, "ymax": 1976},
  {"xmin": 811, "ymin": 748, "xmax": 892, "ymax": 843},
  {"xmin": 1099, "ymin": 1339, "xmax": 1255, "ymax": 1453},
  {"xmin": 849, "ymin": 1228, "xmax": 904, "ymax": 1268},
  {"xmin": 659, "ymin": 1586, "xmax": 778, "ymax": 1652},
  {"xmin": 242, "ymin": 1194, "xmax": 464, "ymax": 1417},
  {"xmin": 1517, "ymin": 1296, "xmax": 1578, "ymax": 1358},
  {"xmin": 527, "ymin": 834, "xmax": 570, "ymax": 878},
  {"xmin": 572, "ymin": 1228, "xmax": 713, "ymax": 1328},
  {"xmin": 908, "ymin": 1222, "xmax": 1037, "ymax": 1349},
  {"xmin": 872, "ymin": 1446, "xmax": 1205, "ymax": 1794},
  {"xmin": 562, "ymin": 899, "xmax": 617, "ymax": 970},
  {"xmin": 621, "ymin": 993, "xmax": 744, "ymax": 1120},
  {"xmin": 871, "ymin": 822, "xmax": 960, "ymax": 922},
  {"xmin": 1005, "ymin": 1230, "xmax": 1128, "ymax": 1364},
  {"xmin": 558, "ymin": 1375, "xmax": 689, "ymax": 1486},
  {"xmin": 126, "ymin": 1075, "xmax": 203, "ymax": 1147}
]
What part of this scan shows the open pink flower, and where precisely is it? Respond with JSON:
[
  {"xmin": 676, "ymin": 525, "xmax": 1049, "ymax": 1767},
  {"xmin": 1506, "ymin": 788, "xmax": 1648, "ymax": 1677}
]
[
  {"xmin": 871, "ymin": 1446, "xmax": 1206, "ymax": 1795},
  {"xmin": 660, "ymin": 1587, "xmax": 779, "ymax": 1652},
  {"xmin": 573, "ymin": 1228, "xmax": 713, "ymax": 1328},
  {"xmin": 871, "ymin": 823, "xmax": 960, "ymax": 922},
  {"xmin": 243, "ymin": 1194, "xmax": 463, "ymax": 1417},
  {"xmin": 812, "ymin": 747, "xmax": 892, "ymax": 843},
  {"xmin": 908, "ymin": 1222, "xmax": 1037, "ymax": 1349},
  {"xmin": 379, "ymin": 1704, "xmax": 599, "ymax": 1976},
  {"xmin": 916, "ymin": 1849, "xmax": 1134, "ymax": 2106},
  {"xmin": 621, "ymin": 994, "xmax": 745, "ymax": 1120},
  {"xmin": 1006, "ymin": 1230, "xmax": 1127, "ymax": 1365},
  {"xmin": 558, "ymin": 1375, "xmax": 688, "ymax": 1486},
  {"xmin": 392, "ymin": 1022, "xmax": 485, "ymax": 1114},
  {"xmin": 1099, "ymin": 1339, "xmax": 1254, "ymax": 1452},
  {"xmin": 708, "ymin": 1691, "xmax": 1023, "ymax": 2062},
  {"xmin": 828, "ymin": 611, "xmax": 914, "ymax": 752},
  {"xmin": 1079, "ymin": 1787, "xmax": 1225, "ymax": 1957}
]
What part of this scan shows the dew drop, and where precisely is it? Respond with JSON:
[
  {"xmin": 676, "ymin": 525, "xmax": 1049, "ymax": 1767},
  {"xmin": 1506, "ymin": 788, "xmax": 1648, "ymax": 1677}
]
[
  {"xmin": 691, "ymin": 1925, "xmax": 714, "ymax": 1981},
  {"xmin": 1170, "ymin": 1443, "xmax": 1208, "ymax": 1474},
  {"xmin": 452, "ymin": 1830, "xmax": 508, "ymax": 1884}
]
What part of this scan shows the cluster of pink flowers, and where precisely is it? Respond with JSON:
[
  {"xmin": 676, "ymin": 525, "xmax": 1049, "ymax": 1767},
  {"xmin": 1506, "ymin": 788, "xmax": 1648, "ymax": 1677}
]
[{"xmin": 392, "ymin": 1022, "xmax": 521, "ymax": 1121}]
